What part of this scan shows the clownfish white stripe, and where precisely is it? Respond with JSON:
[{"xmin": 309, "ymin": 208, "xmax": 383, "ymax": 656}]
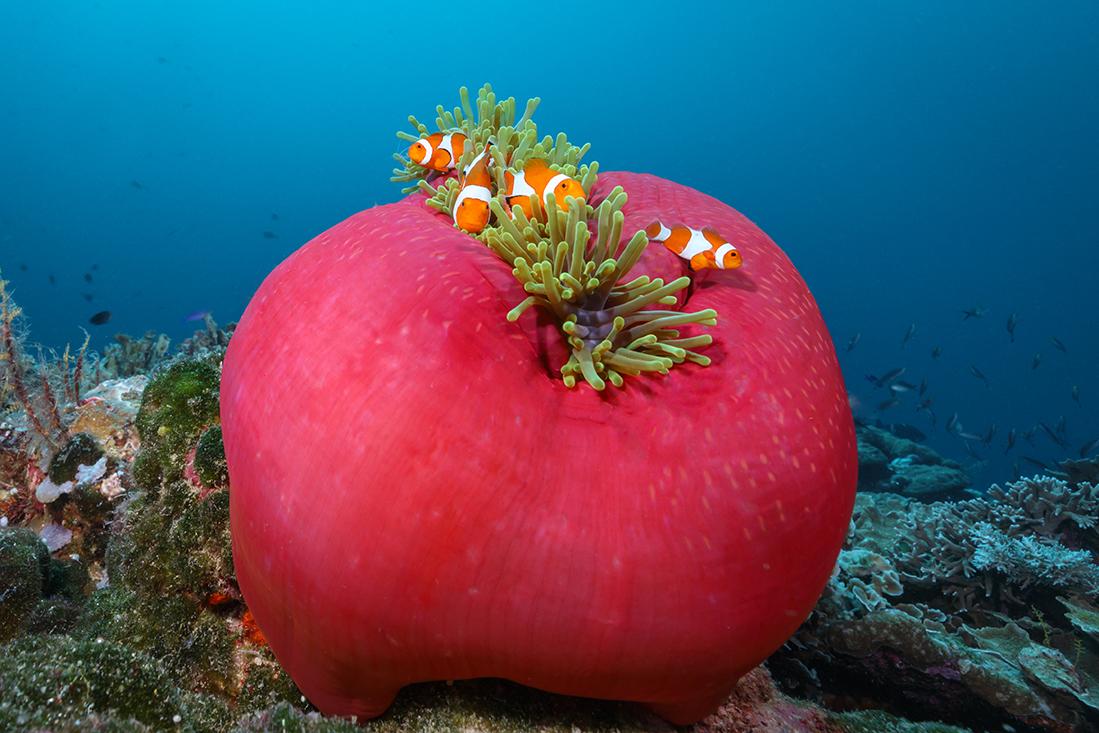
[
  {"xmin": 415, "ymin": 140, "xmax": 434, "ymax": 165},
  {"xmin": 542, "ymin": 173, "xmax": 570, "ymax": 204},
  {"xmin": 650, "ymin": 223, "xmax": 672, "ymax": 242},
  {"xmin": 508, "ymin": 170, "xmax": 536, "ymax": 198},
  {"xmin": 712, "ymin": 243, "xmax": 736, "ymax": 269},
  {"xmin": 438, "ymin": 134, "xmax": 455, "ymax": 164},
  {"xmin": 452, "ymin": 185, "xmax": 492, "ymax": 224},
  {"xmin": 463, "ymin": 148, "xmax": 490, "ymax": 176},
  {"xmin": 679, "ymin": 230, "xmax": 713, "ymax": 260}
]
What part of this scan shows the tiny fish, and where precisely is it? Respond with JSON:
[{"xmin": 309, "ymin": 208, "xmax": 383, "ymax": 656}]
[
  {"xmin": 901, "ymin": 322, "xmax": 916, "ymax": 349},
  {"xmin": 1022, "ymin": 456, "xmax": 1050, "ymax": 471},
  {"xmin": 918, "ymin": 377, "xmax": 928, "ymax": 397},
  {"xmin": 963, "ymin": 441, "xmax": 983, "ymax": 460},
  {"xmin": 1005, "ymin": 428, "xmax": 1016, "ymax": 453},
  {"xmin": 957, "ymin": 431, "xmax": 983, "ymax": 441},
  {"xmin": 970, "ymin": 365, "xmax": 990, "ymax": 387},
  {"xmin": 1039, "ymin": 422, "xmax": 1067, "ymax": 448},
  {"xmin": 18, "ymin": 263, "xmax": 27, "ymax": 271},
  {"xmin": 1006, "ymin": 313, "xmax": 1018, "ymax": 342},
  {"xmin": 1056, "ymin": 415, "xmax": 1067, "ymax": 435},
  {"xmin": 81, "ymin": 293, "xmax": 94, "ymax": 302},
  {"xmin": 647, "ymin": 221, "xmax": 742, "ymax": 272},
  {"xmin": 48, "ymin": 274, "xmax": 56, "ymax": 285},
  {"xmin": 889, "ymin": 380, "xmax": 917, "ymax": 394},
  {"xmin": 917, "ymin": 397, "xmax": 934, "ymax": 411},
  {"xmin": 946, "ymin": 412, "xmax": 960, "ymax": 434},
  {"xmin": 271, "ymin": 213, "xmax": 279, "ymax": 221},
  {"xmin": 1011, "ymin": 461, "xmax": 1020, "ymax": 480},
  {"xmin": 1031, "ymin": 353, "xmax": 1042, "ymax": 370},
  {"xmin": 1051, "ymin": 336, "xmax": 1067, "ymax": 353},
  {"xmin": 183, "ymin": 310, "xmax": 210, "ymax": 323},
  {"xmin": 877, "ymin": 397, "xmax": 900, "ymax": 411},
  {"xmin": 262, "ymin": 230, "xmax": 278, "ymax": 239},
  {"xmin": 90, "ymin": 263, "xmax": 99, "ymax": 271},
  {"xmin": 130, "ymin": 179, "xmax": 144, "ymax": 190},
  {"xmin": 982, "ymin": 424, "xmax": 997, "ymax": 446},
  {"xmin": 872, "ymin": 367, "xmax": 906, "ymax": 388},
  {"xmin": 1080, "ymin": 437, "xmax": 1099, "ymax": 457},
  {"xmin": 931, "ymin": 346, "xmax": 942, "ymax": 359},
  {"xmin": 1072, "ymin": 385, "xmax": 1080, "ymax": 405},
  {"xmin": 88, "ymin": 310, "xmax": 111, "ymax": 325},
  {"xmin": 83, "ymin": 272, "xmax": 93, "ymax": 283},
  {"xmin": 961, "ymin": 306, "xmax": 987, "ymax": 320},
  {"xmin": 846, "ymin": 333, "xmax": 860, "ymax": 352}
]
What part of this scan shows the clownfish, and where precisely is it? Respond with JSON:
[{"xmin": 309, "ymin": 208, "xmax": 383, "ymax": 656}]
[
  {"xmin": 408, "ymin": 131, "xmax": 467, "ymax": 172},
  {"xmin": 503, "ymin": 159, "xmax": 586, "ymax": 218},
  {"xmin": 452, "ymin": 147, "xmax": 493, "ymax": 233},
  {"xmin": 645, "ymin": 222, "xmax": 743, "ymax": 271}
]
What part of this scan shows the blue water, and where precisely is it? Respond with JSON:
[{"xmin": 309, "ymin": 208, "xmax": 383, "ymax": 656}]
[{"xmin": 1, "ymin": 1, "xmax": 1096, "ymax": 489}]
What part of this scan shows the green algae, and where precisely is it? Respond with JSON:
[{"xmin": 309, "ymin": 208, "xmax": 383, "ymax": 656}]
[
  {"xmin": 46, "ymin": 555, "xmax": 90, "ymax": 600},
  {"xmin": 0, "ymin": 527, "xmax": 49, "ymax": 642},
  {"xmin": 25, "ymin": 596, "xmax": 83, "ymax": 635},
  {"xmin": 195, "ymin": 425, "xmax": 228, "ymax": 487},
  {"xmin": 48, "ymin": 432, "xmax": 104, "ymax": 484},
  {"xmin": 134, "ymin": 359, "xmax": 221, "ymax": 485},
  {"xmin": 0, "ymin": 634, "xmax": 200, "ymax": 731}
]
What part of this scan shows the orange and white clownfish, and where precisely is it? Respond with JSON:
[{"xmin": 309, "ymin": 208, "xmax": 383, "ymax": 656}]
[
  {"xmin": 503, "ymin": 159, "xmax": 586, "ymax": 218},
  {"xmin": 452, "ymin": 147, "xmax": 493, "ymax": 234},
  {"xmin": 645, "ymin": 222, "xmax": 743, "ymax": 271},
  {"xmin": 408, "ymin": 131, "xmax": 467, "ymax": 172}
]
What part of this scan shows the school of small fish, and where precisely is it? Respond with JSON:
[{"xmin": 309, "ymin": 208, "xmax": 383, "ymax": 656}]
[{"xmin": 852, "ymin": 307, "xmax": 1092, "ymax": 480}]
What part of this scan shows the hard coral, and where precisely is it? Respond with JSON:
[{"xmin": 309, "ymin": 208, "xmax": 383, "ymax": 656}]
[{"xmin": 776, "ymin": 474, "xmax": 1099, "ymax": 733}]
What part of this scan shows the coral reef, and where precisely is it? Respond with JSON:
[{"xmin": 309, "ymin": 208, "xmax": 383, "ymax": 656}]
[
  {"xmin": 0, "ymin": 315, "xmax": 1013, "ymax": 732},
  {"xmin": 857, "ymin": 423, "xmax": 971, "ymax": 500},
  {"xmin": 772, "ymin": 472, "xmax": 1099, "ymax": 733}
]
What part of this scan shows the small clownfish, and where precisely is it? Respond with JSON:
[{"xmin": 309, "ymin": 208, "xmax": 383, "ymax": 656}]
[
  {"xmin": 645, "ymin": 222, "xmax": 743, "ymax": 271},
  {"xmin": 453, "ymin": 148, "xmax": 493, "ymax": 233},
  {"xmin": 408, "ymin": 131, "xmax": 468, "ymax": 172},
  {"xmin": 503, "ymin": 159, "xmax": 586, "ymax": 219}
]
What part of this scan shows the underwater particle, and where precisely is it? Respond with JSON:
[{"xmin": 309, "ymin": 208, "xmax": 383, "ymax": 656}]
[
  {"xmin": 224, "ymin": 86, "xmax": 856, "ymax": 726},
  {"xmin": 89, "ymin": 310, "xmax": 111, "ymax": 325}
]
